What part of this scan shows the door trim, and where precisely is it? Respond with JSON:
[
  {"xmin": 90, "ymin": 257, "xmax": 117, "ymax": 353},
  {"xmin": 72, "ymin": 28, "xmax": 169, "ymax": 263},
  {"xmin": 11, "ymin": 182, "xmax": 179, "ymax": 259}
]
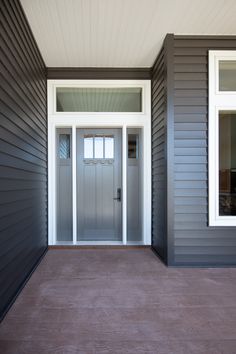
[{"xmin": 47, "ymin": 79, "xmax": 151, "ymax": 245}]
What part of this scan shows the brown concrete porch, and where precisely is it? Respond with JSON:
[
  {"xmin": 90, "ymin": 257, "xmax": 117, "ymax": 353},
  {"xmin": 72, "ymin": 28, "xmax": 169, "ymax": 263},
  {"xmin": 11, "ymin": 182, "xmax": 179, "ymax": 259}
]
[{"xmin": 0, "ymin": 248, "xmax": 236, "ymax": 354}]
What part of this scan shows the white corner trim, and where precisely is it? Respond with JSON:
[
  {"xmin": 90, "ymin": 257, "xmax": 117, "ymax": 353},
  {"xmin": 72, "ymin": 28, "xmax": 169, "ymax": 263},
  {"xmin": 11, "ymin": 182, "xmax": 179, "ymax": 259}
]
[
  {"xmin": 72, "ymin": 126, "xmax": 77, "ymax": 244},
  {"xmin": 122, "ymin": 125, "xmax": 127, "ymax": 245}
]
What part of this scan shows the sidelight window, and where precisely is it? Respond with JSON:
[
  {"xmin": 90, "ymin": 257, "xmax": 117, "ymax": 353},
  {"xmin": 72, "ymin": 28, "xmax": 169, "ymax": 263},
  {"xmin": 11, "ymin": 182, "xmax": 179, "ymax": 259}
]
[
  {"xmin": 59, "ymin": 134, "xmax": 70, "ymax": 159},
  {"xmin": 128, "ymin": 134, "xmax": 138, "ymax": 159},
  {"xmin": 209, "ymin": 51, "xmax": 236, "ymax": 226}
]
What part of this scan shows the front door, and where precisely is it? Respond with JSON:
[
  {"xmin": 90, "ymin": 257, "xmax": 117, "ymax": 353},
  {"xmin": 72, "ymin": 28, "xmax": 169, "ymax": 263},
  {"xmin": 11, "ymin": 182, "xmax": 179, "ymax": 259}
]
[{"xmin": 77, "ymin": 129, "xmax": 122, "ymax": 241}]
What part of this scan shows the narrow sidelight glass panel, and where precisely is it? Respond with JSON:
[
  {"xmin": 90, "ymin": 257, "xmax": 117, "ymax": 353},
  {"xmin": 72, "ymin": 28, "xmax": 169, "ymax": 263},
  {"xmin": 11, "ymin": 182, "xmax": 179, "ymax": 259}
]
[
  {"xmin": 219, "ymin": 61, "xmax": 236, "ymax": 91},
  {"xmin": 56, "ymin": 128, "xmax": 72, "ymax": 241},
  {"xmin": 56, "ymin": 87, "xmax": 142, "ymax": 112},
  {"xmin": 94, "ymin": 136, "xmax": 103, "ymax": 158},
  {"xmin": 104, "ymin": 136, "xmax": 114, "ymax": 158},
  {"xmin": 219, "ymin": 111, "xmax": 236, "ymax": 215},
  {"xmin": 127, "ymin": 128, "xmax": 142, "ymax": 242},
  {"xmin": 128, "ymin": 134, "xmax": 138, "ymax": 158},
  {"xmin": 84, "ymin": 136, "xmax": 93, "ymax": 158},
  {"xmin": 59, "ymin": 134, "xmax": 70, "ymax": 159}
]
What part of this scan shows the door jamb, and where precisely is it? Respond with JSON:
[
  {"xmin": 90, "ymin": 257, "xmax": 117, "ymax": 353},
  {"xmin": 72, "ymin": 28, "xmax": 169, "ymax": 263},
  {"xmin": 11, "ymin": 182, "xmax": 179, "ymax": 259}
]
[{"xmin": 72, "ymin": 126, "xmax": 77, "ymax": 244}]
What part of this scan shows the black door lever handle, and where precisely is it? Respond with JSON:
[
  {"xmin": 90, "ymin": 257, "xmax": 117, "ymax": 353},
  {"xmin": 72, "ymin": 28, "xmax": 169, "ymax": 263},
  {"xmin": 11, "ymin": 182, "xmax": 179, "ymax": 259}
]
[{"xmin": 113, "ymin": 188, "xmax": 121, "ymax": 202}]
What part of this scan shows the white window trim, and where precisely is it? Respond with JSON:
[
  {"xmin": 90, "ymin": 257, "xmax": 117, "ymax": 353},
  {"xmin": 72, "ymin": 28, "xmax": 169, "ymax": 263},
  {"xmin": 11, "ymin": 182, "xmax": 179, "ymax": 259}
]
[
  {"xmin": 209, "ymin": 50, "xmax": 236, "ymax": 226},
  {"xmin": 47, "ymin": 79, "xmax": 152, "ymax": 245}
]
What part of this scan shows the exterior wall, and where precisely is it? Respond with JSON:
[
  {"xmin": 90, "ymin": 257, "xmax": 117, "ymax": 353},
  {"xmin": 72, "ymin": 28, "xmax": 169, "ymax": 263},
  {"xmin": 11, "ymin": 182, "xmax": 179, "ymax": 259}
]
[
  {"xmin": 172, "ymin": 36, "xmax": 236, "ymax": 266},
  {"xmin": 0, "ymin": 0, "xmax": 47, "ymax": 319},
  {"xmin": 151, "ymin": 45, "xmax": 167, "ymax": 261}
]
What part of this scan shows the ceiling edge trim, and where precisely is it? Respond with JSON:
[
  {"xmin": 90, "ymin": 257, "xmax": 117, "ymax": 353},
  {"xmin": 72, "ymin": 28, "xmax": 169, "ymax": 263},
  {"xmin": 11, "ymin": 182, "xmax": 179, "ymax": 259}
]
[{"xmin": 47, "ymin": 67, "xmax": 152, "ymax": 80}]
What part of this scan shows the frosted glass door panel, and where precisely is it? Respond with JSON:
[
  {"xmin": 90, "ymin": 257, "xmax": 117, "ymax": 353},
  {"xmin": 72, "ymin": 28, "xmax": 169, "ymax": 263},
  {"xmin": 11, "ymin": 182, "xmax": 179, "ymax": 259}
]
[
  {"xmin": 105, "ymin": 137, "xmax": 114, "ymax": 159},
  {"xmin": 94, "ymin": 137, "xmax": 103, "ymax": 158},
  {"xmin": 84, "ymin": 136, "xmax": 93, "ymax": 158}
]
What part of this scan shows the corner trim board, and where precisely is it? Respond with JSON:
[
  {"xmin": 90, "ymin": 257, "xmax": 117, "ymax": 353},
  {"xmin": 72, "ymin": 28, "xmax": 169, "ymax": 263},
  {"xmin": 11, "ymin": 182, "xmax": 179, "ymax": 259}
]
[{"xmin": 164, "ymin": 34, "xmax": 175, "ymax": 266}]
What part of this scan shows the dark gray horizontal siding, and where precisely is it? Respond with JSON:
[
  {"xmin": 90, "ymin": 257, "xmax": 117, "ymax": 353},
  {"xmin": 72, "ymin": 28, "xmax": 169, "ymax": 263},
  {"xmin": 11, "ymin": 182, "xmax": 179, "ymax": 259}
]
[
  {"xmin": 172, "ymin": 36, "xmax": 236, "ymax": 266},
  {"xmin": 151, "ymin": 46, "xmax": 167, "ymax": 262},
  {"xmin": 0, "ymin": 0, "xmax": 47, "ymax": 319}
]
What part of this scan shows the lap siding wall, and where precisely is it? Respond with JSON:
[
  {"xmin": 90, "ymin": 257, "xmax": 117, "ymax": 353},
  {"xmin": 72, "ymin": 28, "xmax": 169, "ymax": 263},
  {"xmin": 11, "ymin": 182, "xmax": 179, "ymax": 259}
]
[
  {"xmin": 152, "ymin": 34, "xmax": 236, "ymax": 266},
  {"xmin": 151, "ymin": 44, "xmax": 168, "ymax": 262},
  {"xmin": 172, "ymin": 35, "xmax": 236, "ymax": 265},
  {"xmin": 0, "ymin": 0, "xmax": 47, "ymax": 319}
]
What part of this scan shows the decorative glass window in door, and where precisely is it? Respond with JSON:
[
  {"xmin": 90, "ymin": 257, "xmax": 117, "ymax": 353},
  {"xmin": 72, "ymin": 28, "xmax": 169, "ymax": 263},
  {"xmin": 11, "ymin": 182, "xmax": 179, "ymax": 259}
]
[{"xmin": 84, "ymin": 135, "xmax": 114, "ymax": 159}]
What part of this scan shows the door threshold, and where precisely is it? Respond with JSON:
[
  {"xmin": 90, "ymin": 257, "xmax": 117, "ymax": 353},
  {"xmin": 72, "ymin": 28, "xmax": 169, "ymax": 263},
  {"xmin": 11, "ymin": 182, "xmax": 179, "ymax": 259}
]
[{"xmin": 49, "ymin": 241, "xmax": 148, "ymax": 249}]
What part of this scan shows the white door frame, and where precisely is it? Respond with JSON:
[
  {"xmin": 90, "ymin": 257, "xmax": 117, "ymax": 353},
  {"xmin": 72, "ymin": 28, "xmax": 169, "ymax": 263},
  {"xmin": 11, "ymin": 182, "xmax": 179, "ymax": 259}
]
[{"xmin": 47, "ymin": 79, "xmax": 151, "ymax": 245}]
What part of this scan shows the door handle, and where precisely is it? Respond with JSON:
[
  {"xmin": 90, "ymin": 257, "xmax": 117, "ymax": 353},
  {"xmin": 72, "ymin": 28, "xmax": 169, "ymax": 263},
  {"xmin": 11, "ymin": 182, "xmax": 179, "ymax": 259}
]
[{"xmin": 113, "ymin": 188, "xmax": 121, "ymax": 202}]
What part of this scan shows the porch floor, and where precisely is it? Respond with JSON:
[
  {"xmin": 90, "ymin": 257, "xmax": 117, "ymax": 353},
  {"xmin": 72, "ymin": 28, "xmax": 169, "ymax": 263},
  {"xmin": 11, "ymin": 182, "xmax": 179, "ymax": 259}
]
[{"xmin": 1, "ymin": 248, "xmax": 236, "ymax": 354}]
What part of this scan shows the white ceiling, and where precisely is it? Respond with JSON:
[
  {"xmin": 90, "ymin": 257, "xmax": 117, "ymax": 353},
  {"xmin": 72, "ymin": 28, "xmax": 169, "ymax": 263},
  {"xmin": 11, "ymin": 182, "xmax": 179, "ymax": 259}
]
[{"xmin": 21, "ymin": 0, "xmax": 236, "ymax": 68}]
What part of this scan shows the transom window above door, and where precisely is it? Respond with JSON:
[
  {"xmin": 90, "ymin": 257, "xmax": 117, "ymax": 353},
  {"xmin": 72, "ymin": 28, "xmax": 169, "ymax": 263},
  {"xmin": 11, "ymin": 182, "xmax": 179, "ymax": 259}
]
[
  {"xmin": 56, "ymin": 87, "xmax": 142, "ymax": 112},
  {"xmin": 84, "ymin": 135, "xmax": 114, "ymax": 159}
]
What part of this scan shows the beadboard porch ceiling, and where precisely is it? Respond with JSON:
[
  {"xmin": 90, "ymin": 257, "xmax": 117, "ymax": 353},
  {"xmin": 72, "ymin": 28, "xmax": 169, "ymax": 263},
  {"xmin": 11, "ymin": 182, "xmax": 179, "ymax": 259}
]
[{"xmin": 21, "ymin": 0, "xmax": 236, "ymax": 68}]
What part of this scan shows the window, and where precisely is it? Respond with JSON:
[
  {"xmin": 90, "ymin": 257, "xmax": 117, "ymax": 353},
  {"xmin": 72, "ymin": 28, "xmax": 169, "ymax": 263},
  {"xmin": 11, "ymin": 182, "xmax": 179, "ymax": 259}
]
[
  {"xmin": 209, "ymin": 51, "xmax": 236, "ymax": 226},
  {"xmin": 59, "ymin": 134, "xmax": 70, "ymax": 159},
  {"xmin": 104, "ymin": 137, "xmax": 114, "ymax": 159},
  {"xmin": 128, "ymin": 134, "xmax": 138, "ymax": 159},
  {"xmin": 84, "ymin": 136, "xmax": 93, "ymax": 158},
  {"xmin": 94, "ymin": 137, "xmax": 103, "ymax": 158},
  {"xmin": 219, "ymin": 111, "xmax": 236, "ymax": 216},
  {"xmin": 83, "ymin": 135, "xmax": 114, "ymax": 159},
  {"xmin": 219, "ymin": 61, "xmax": 236, "ymax": 91},
  {"xmin": 56, "ymin": 87, "xmax": 142, "ymax": 112}
]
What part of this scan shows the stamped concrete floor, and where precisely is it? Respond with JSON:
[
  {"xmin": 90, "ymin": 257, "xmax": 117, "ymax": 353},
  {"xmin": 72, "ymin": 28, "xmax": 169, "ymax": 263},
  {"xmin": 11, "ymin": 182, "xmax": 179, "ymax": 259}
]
[{"xmin": 1, "ymin": 248, "xmax": 236, "ymax": 354}]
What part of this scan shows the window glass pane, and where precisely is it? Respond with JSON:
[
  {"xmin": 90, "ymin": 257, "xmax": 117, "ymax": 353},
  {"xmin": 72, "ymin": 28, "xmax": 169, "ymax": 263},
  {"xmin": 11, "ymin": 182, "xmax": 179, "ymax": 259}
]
[
  {"xmin": 84, "ymin": 136, "xmax": 93, "ymax": 158},
  {"xmin": 219, "ymin": 111, "xmax": 236, "ymax": 215},
  {"xmin": 59, "ymin": 134, "xmax": 70, "ymax": 159},
  {"xmin": 94, "ymin": 136, "xmax": 104, "ymax": 158},
  {"xmin": 128, "ymin": 134, "xmax": 138, "ymax": 158},
  {"xmin": 219, "ymin": 61, "xmax": 236, "ymax": 91},
  {"xmin": 104, "ymin": 136, "xmax": 114, "ymax": 158},
  {"xmin": 56, "ymin": 87, "xmax": 142, "ymax": 112}
]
